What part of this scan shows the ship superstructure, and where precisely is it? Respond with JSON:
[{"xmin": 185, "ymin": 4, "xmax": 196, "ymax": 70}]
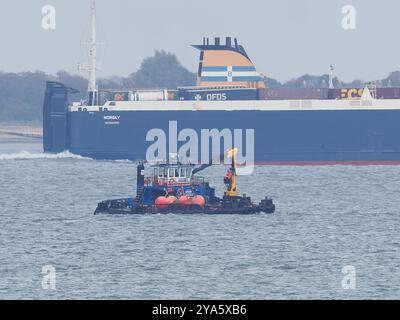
[{"xmin": 43, "ymin": 1, "xmax": 400, "ymax": 165}]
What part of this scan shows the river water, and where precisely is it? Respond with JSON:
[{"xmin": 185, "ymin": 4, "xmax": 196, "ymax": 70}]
[{"xmin": 0, "ymin": 139, "xmax": 399, "ymax": 299}]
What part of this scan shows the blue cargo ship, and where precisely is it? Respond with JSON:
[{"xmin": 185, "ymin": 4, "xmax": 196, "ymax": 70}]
[{"xmin": 43, "ymin": 1, "xmax": 400, "ymax": 165}]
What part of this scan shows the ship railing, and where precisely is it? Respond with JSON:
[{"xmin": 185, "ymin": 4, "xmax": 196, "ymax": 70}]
[
  {"xmin": 144, "ymin": 176, "xmax": 206, "ymax": 186},
  {"xmin": 191, "ymin": 176, "xmax": 205, "ymax": 185},
  {"xmin": 72, "ymin": 101, "xmax": 86, "ymax": 107},
  {"xmin": 145, "ymin": 177, "xmax": 193, "ymax": 186}
]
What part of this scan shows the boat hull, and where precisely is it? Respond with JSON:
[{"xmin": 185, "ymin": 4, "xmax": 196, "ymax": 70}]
[
  {"xmin": 94, "ymin": 198, "xmax": 276, "ymax": 215},
  {"xmin": 66, "ymin": 109, "xmax": 400, "ymax": 164}
]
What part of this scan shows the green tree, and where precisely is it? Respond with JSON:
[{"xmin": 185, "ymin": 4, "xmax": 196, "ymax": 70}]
[
  {"xmin": 381, "ymin": 71, "xmax": 400, "ymax": 87},
  {"xmin": 131, "ymin": 50, "xmax": 196, "ymax": 89},
  {"xmin": 265, "ymin": 77, "xmax": 282, "ymax": 88}
]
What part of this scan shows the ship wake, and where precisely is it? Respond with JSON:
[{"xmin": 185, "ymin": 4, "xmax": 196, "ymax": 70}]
[{"xmin": 0, "ymin": 151, "xmax": 93, "ymax": 161}]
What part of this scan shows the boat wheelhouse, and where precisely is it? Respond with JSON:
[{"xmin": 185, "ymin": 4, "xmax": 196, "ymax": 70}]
[{"xmin": 151, "ymin": 164, "xmax": 195, "ymax": 186}]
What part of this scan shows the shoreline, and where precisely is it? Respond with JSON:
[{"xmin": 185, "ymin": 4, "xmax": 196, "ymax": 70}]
[{"xmin": 0, "ymin": 122, "xmax": 43, "ymax": 142}]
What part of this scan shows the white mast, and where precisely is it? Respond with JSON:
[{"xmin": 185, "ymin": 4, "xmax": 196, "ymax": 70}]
[
  {"xmin": 89, "ymin": 0, "xmax": 97, "ymax": 96},
  {"xmin": 78, "ymin": 0, "xmax": 98, "ymax": 105},
  {"xmin": 329, "ymin": 64, "xmax": 335, "ymax": 89}
]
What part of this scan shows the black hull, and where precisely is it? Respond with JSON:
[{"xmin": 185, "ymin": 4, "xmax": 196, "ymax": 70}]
[{"xmin": 94, "ymin": 198, "xmax": 275, "ymax": 215}]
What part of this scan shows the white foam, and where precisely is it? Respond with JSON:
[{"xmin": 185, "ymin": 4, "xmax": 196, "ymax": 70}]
[
  {"xmin": 112, "ymin": 159, "xmax": 134, "ymax": 163},
  {"xmin": 0, "ymin": 151, "xmax": 92, "ymax": 161}
]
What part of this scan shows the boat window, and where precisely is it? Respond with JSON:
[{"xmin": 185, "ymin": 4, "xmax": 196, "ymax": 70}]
[
  {"xmin": 158, "ymin": 168, "xmax": 164, "ymax": 178},
  {"xmin": 154, "ymin": 168, "xmax": 158, "ymax": 177},
  {"xmin": 186, "ymin": 168, "xmax": 192, "ymax": 177},
  {"xmin": 180, "ymin": 168, "xmax": 186, "ymax": 177},
  {"xmin": 175, "ymin": 169, "xmax": 179, "ymax": 178},
  {"xmin": 169, "ymin": 168, "xmax": 175, "ymax": 178}
]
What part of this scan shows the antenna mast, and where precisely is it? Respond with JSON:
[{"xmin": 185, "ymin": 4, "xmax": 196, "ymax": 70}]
[
  {"xmin": 89, "ymin": 0, "xmax": 98, "ymax": 105},
  {"xmin": 79, "ymin": 0, "xmax": 98, "ymax": 106},
  {"xmin": 90, "ymin": 0, "xmax": 97, "ymax": 94},
  {"xmin": 329, "ymin": 64, "xmax": 335, "ymax": 89}
]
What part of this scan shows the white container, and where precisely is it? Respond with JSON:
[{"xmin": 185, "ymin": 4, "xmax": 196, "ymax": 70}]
[{"xmin": 134, "ymin": 90, "xmax": 168, "ymax": 101}]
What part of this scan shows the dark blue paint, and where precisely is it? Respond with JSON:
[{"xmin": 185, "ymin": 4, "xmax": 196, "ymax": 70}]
[{"xmin": 67, "ymin": 109, "xmax": 400, "ymax": 162}]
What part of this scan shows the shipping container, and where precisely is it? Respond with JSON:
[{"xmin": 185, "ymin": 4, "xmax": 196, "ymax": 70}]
[
  {"xmin": 263, "ymin": 88, "xmax": 329, "ymax": 100},
  {"xmin": 102, "ymin": 91, "xmax": 132, "ymax": 102},
  {"xmin": 328, "ymin": 87, "xmax": 400, "ymax": 100},
  {"xmin": 178, "ymin": 88, "xmax": 259, "ymax": 101},
  {"xmin": 133, "ymin": 90, "xmax": 169, "ymax": 101}
]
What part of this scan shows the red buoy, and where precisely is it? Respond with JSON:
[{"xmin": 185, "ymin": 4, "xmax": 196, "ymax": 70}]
[
  {"xmin": 192, "ymin": 195, "xmax": 205, "ymax": 208},
  {"xmin": 167, "ymin": 196, "xmax": 178, "ymax": 204},
  {"xmin": 178, "ymin": 195, "xmax": 192, "ymax": 206},
  {"xmin": 155, "ymin": 196, "xmax": 170, "ymax": 209},
  {"xmin": 155, "ymin": 196, "xmax": 178, "ymax": 209}
]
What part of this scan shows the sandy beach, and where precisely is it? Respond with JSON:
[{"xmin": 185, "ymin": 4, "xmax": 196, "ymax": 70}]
[{"xmin": 0, "ymin": 122, "xmax": 43, "ymax": 141}]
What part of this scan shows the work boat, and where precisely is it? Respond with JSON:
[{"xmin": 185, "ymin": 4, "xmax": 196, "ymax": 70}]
[{"xmin": 94, "ymin": 149, "xmax": 275, "ymax": 215}]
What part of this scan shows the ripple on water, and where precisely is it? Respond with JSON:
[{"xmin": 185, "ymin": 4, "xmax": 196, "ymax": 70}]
[{"xmin": 1, "ymin": 142, "xmax": 400, "ymax": 299}]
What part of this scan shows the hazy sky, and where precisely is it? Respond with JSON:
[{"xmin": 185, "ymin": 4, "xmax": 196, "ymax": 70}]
[{"xmin": 1, "ymin": 0, "xmax": 400, "ymax": 82}]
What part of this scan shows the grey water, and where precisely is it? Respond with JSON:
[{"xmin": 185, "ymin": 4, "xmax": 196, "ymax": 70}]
[{"xmin": 0, "ymin": 139, "xmax": 399, "ymax": 300}]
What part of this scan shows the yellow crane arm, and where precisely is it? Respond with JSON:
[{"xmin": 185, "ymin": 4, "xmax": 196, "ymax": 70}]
[{"xmin": 225, "ymin": 148, "xmax": 238, "ymax": 197}]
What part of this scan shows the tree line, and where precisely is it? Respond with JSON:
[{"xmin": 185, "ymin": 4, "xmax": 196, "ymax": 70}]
[{"xmin": 1, "ymin": 50, "xmax": 400, "ymax": 121}]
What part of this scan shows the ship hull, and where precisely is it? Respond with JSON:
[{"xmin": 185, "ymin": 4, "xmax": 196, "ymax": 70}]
[{"xmin": 66, "ymin": 109, "xmax": 400, "ymax": 164}]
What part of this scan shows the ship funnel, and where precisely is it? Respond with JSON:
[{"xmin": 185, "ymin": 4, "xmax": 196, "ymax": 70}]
[{"xmin": 192, "ymin": 37, "xmax": 265, "ymax": 89}]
